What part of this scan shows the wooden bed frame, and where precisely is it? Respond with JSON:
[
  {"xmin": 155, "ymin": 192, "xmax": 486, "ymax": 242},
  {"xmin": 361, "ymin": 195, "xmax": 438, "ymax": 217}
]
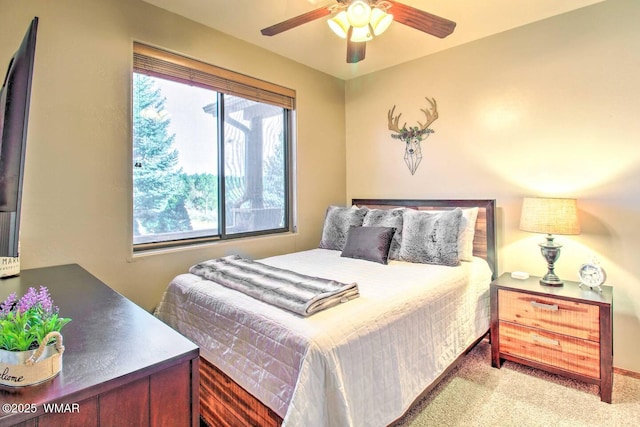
[{"xmin": 200, "ymin": 199, "xmax": 497, "ymax": 427}]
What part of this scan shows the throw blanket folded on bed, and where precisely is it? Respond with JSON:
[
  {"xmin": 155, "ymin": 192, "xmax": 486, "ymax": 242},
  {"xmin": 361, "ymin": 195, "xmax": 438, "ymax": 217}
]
[{"xmin": 189, "ymin": 255, "xmax": 359, "ymax": 316}]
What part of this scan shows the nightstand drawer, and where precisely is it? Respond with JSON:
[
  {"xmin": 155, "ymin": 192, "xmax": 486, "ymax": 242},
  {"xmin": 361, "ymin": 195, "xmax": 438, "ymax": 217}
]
[
  {"xmin": 498, "ymin": 289, "xmax": 600, "ymax": 341},
  {"xmin": 499, "ymin": 322, "xmax": 600, "ymax": 378}
]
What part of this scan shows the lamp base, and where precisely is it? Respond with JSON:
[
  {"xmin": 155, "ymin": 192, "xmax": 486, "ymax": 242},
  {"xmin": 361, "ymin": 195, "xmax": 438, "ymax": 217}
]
[
  {"xmin": 540, "ymin": 273, "xmax": 563, "ymax": 287},
  {"xmin": 538, "ymin": 234, "xmax": 563, "ymax": 287}
]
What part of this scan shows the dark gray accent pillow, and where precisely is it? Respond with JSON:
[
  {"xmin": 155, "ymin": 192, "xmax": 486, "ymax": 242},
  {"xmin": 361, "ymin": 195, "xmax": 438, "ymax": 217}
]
[
  {"xmin": 362, "ymin": 208, "xmax": 405, "ymax": 260},
  {"xmin": 340, "ymin": 226, "xmax": 396, "ymax": 264},
  {"xmin": 399, "ymin": 208, "xmax": 463, "ymax": 266},
  {"xmin": 318, "ymin": 206, "xmax": 367, "ymax": 251}
]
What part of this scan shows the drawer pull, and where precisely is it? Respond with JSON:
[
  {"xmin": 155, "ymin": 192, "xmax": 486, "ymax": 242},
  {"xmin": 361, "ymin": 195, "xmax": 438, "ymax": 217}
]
[
  {"xmin": 530, "ymin": 300, "xmax": 559, "ymax": 311},
  {"xmin": 531, "ymin": 333, "xmax": 560, "ymax": 346}
]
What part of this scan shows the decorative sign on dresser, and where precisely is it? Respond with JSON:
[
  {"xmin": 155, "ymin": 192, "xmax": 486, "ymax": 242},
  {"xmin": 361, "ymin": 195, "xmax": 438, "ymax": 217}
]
[
  {"xmin": 0, "ymin": 264, "xmax": 200, "ymax": 426},
  {"xmin": 490, "ymin": 272, "xmax": 613, "ymax": 403}
]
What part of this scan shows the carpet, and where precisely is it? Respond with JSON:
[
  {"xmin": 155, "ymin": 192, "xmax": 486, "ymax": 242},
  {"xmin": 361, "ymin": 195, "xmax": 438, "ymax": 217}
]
[{"xmin": 392, "ymin": 340, "xmax": 640, "ymax": 427}]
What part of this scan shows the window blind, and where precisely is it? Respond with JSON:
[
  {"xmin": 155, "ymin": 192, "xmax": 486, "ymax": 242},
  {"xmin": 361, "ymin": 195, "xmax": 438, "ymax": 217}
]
[{"xmin": 133, "ymin": 42, "xmax": 295, "ymax": 110}]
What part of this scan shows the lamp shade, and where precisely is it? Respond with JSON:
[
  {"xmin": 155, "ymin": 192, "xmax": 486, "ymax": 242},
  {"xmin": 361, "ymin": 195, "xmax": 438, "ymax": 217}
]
[
  {"xmin": 328, "ymin": 11, "xmax": 350, "ymax": 39},
  {"xmin": 370, "ymin": 8, "xmax": 393, "ymax": 36},
  {"xmin": 349, "ymin": 25, "xmax": 373, "ymax": 42},
  {"xmin": 347, "ymin": 1, "xmax": 372, "ymax": 28},
  {"xmin": 520, "ymin": 197, "xmax": 580, "ymax": 235}
]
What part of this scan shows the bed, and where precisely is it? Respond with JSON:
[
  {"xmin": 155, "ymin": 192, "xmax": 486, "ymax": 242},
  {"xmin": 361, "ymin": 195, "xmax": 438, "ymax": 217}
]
[{"xmin": 155, "ymin": 199, "xmax": 497, "ymax": 427}]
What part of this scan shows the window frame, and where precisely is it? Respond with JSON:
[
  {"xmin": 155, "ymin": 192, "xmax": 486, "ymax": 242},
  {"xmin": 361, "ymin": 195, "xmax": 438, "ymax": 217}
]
[{"xmin": 132, "ymin": 43, "xmax": 295, "ymax": 252}]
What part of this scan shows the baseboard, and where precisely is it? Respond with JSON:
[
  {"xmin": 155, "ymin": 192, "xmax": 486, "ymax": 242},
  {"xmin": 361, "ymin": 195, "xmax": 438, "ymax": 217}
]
[{"xmin": 614, "ymin": 366, "xmax": 640, "ymax": 380}]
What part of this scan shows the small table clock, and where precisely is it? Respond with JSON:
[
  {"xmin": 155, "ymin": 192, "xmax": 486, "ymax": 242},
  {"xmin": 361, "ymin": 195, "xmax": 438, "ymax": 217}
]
[{"xmin": 578, "ymin": 258, "xmax": 606, "ymax": 292}]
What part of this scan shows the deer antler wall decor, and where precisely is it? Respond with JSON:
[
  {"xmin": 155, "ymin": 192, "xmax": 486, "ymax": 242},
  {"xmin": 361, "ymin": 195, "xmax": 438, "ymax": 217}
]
[{"xmin": 388, "ymin": 97, "xmax": 438, "ymax": 175}]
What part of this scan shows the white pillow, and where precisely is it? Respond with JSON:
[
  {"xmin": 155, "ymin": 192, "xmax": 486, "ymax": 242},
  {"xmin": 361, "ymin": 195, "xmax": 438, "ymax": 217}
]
[{"xmin": 459, "ymin": 207, "xmax": 478, "ymax": 261}]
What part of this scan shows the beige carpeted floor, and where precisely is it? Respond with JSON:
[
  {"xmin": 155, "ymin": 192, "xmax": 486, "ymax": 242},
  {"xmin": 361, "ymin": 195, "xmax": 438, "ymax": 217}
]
[{"xmin": 392, "ymin": 340, "xmax": 640, "ymax": 427}]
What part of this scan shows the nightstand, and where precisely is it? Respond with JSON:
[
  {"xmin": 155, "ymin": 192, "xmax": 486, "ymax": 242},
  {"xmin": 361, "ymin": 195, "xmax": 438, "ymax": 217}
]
[{"xmin": 490, "ymin": 272, "xmax": 613, "ymax": 403}]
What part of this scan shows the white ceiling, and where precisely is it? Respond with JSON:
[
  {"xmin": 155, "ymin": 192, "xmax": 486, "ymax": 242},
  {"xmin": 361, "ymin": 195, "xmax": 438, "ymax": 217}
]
[{"xmin": 142, "ymin": 0, "xmax": 604, "ymax": 80}]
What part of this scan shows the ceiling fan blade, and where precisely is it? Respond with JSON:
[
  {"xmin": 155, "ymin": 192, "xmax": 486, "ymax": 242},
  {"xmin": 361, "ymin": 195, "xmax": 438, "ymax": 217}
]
[
  {"xmin": 387, "ymin": 1, "xmax": 456, "ymax": 38},
  {"xmin": 347, "ymin": 40, "xmax": 366, "ymax": 63},
  {"xmin": 261, "ymin": 6, "xmax": 333, "ymax": 36}
]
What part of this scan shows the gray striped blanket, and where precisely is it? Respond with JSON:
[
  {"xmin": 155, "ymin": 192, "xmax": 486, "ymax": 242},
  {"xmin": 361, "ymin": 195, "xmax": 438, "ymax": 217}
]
[{"xmin": 189, "ymin": 255, "xmax": 359, "ymax": 316}]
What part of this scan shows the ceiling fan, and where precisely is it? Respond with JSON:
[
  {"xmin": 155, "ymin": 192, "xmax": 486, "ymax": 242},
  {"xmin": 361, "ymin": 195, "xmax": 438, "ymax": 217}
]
[{"xmin": 261, "ymin": 0, "xmax": 456, "ymax": 64}]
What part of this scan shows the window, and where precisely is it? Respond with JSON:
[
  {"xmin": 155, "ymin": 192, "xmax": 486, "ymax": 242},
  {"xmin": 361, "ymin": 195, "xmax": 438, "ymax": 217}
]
[{"xmin": 132, "ymin": 43, "xmax": 295, "ymax": 251}]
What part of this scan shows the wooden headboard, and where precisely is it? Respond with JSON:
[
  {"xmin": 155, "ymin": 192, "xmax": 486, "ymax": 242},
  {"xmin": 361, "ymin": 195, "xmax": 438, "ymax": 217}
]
[{"xmin": 352, "ymin": 199, "xmax": 497, "ymax": 279}]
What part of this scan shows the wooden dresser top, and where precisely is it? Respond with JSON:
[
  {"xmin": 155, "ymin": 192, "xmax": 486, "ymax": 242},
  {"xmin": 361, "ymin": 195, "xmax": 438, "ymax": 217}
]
[{"xmin": 0, "ymin": 264, "xmax": 199, "ymax": 418}]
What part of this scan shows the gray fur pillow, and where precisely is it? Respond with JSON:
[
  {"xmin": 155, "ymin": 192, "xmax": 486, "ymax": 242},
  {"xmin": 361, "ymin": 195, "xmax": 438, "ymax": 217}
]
[
  {"xmin": 362, "ymin": 208, "xmax": 405, "ymax": 260},
  {"xmin": 318, "ymin": 206, "xmax": 367, "ymax": 250},
  {"xmin": 399, "ymin": 208, "xmax": 463, "ymax": 266}
]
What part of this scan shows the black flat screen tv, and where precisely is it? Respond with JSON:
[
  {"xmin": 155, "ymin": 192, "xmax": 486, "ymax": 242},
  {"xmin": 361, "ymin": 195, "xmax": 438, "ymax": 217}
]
[{"xmin": 0, "ymin": 17, "xmax": 38, "ymax": 258}]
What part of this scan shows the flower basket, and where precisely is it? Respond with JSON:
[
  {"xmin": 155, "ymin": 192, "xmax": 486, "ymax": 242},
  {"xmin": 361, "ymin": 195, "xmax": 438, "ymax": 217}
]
[
  {"xmin": 0, "ymin": 286, "xmax": 71, "ymax": 387},
  {"xmin": 0, "ymin": 331, "xmax": 65, "ymax": 387}
]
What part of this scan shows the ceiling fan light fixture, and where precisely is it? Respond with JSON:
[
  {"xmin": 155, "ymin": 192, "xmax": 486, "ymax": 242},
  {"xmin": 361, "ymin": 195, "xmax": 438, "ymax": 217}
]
[
  {"xmin": 349, "ymin": 24, "xmax": 373, "ymax": 42},
  {"xmin": 260, "ymin": 0, "xmax": 456, "ymax": 65},
  {"xmin": 347, "ymin": 1, "xmax": 372, "ymax": 28},
  {"xmin": 328, "ymin": 11, "xmax": 350, "ymax": 39},
  {"xmin": 370, "ymin": 7, "xmax": 393, "ymax": 36}
]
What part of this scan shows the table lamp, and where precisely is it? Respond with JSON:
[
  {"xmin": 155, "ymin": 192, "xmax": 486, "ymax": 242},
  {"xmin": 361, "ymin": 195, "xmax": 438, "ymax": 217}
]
[{"xmin": 519, "ymin": 197, "xmax": 580, "ymax": 286}]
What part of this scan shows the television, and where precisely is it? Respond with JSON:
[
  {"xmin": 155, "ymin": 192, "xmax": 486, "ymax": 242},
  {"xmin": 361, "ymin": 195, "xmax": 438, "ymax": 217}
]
[{"xmin": 0, "ymin": 17, "xmax": 38, "ymax": 259}]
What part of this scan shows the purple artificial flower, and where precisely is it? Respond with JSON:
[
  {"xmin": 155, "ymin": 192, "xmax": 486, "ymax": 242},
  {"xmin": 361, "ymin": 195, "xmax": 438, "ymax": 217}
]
[
  {"xmin": 0, "ymin": 292, "xmax": 17, "ymax": 317},
  {"xmin": 16, "ymin": 287, "xmax": 38, "ymax": 314},
  {"xmin": 36, "ymin": 286, "xmax": 54, "ymax": 314},
  {"xmin": 0, "ymin": 286, "xmax": 70, "ymax": 351}
]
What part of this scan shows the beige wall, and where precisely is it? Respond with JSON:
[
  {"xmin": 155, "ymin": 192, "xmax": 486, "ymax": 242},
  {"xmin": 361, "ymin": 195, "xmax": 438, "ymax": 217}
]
[
  {"xmin": 4, "ymin": 0, "xmax": 639, "ymax": 373},
  {"xmin": 346, "ymin": 0, "xmax": 640, "ymax": 372},
  {"xmin": 0, "ymin": 0, "xmax": 346, "ymax": 309}
]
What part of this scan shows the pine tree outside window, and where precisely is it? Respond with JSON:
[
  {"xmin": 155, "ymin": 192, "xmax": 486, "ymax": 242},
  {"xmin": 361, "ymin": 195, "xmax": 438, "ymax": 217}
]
[{"xmin": 132, "ymin": 43, "xmax": 295, "ymax": 251}]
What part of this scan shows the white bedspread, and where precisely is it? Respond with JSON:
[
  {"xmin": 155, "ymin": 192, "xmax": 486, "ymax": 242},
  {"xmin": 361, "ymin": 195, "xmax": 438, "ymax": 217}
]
[{"xmin": 154, "ymin": 249, "xmax": 493, "ymax": 427}]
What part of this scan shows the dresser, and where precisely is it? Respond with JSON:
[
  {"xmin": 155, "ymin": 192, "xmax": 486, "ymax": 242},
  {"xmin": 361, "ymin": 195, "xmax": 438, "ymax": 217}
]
[
  {"xmin": 490, "ymin": 273, "xmax": 613, "ymax": 403},
  {"xmin": 0, "ymin": 264, "xmax": 200, "ymax": 426}
]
